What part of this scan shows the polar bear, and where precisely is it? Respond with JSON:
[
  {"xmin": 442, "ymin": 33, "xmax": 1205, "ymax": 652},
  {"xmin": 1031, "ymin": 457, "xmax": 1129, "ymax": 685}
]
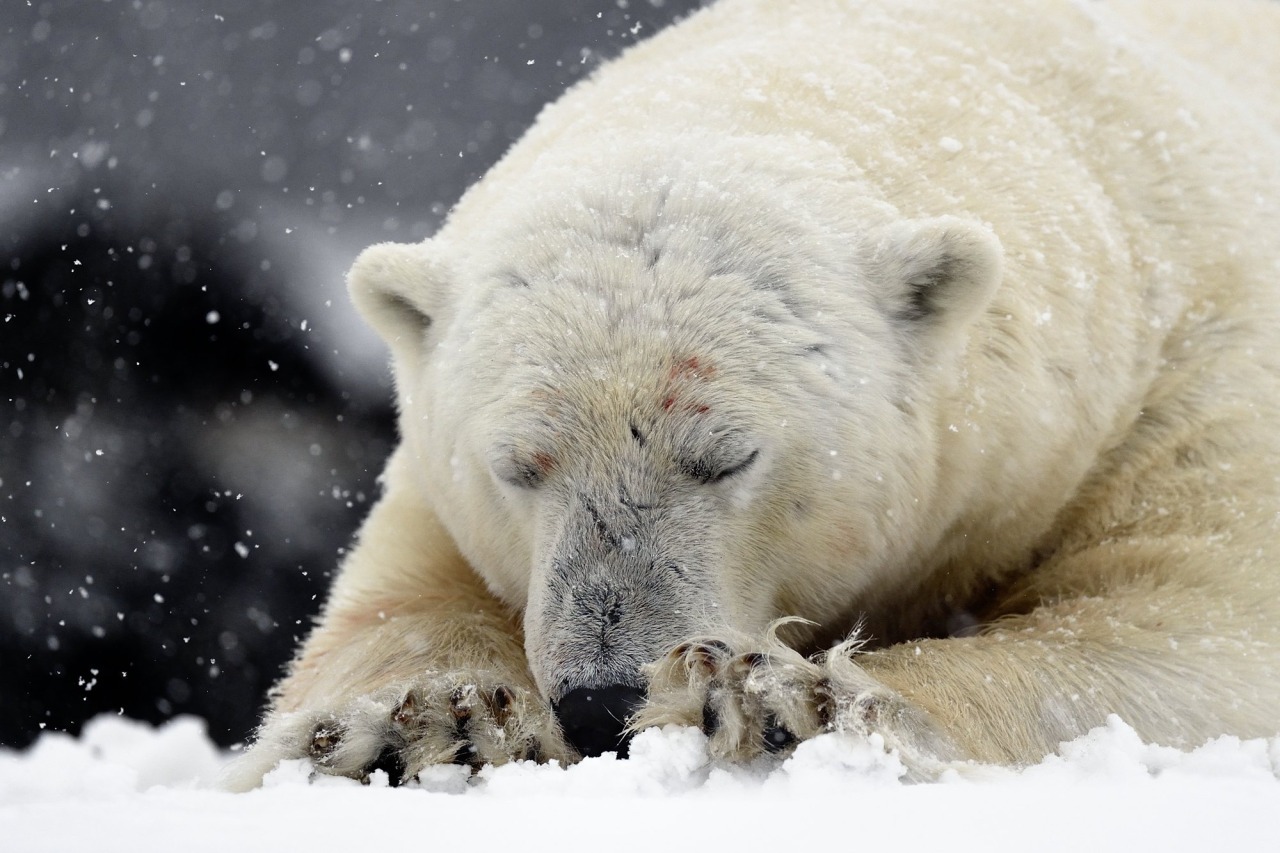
[{"xmin": 226, "ymin": 0, "xmax": 1280, "ymax": 788}]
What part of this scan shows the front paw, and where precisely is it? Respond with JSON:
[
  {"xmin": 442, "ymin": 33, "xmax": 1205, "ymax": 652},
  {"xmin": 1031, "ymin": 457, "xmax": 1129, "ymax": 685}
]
[
  {"xmin": 633, "ymin": 633, "xmax": 961, "ymax": 778},
  {"xmin": 225, "ymin": 672, "xmax": 570, "ymax": 790}
]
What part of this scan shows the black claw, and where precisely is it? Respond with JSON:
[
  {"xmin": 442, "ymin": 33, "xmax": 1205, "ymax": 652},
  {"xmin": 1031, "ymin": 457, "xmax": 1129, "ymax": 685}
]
[
  {"xmin": 367, "ymin": 744, "xmax": 406, "ymax": 786},
  {"xmin": 701, "ymin": 701, "xmax": 720, "ymax": 736},
  {"xmin": 392, "ymin": 693, "xmax": 418, "ymax": 727},
  {"xmin": 762, "ymin": 715, "xmax": 796, "ymax": 753},
  {"xmin": 450, "ymin": 740, "xmax": 479, "ymax": 768},
  {"xmin": 452, "ymin": 708, "xmax": 470, "ymax": 741},
  {"xmin": 490, "ymin": 686, "xmax": 514, "ymax": 724},
  {"xmin": 683, "ymin": 640, "xmax": 733, "ymax": 675},
  {"xmin": 449, "ymin": 686, "xmax": 473, "ymax": 720},
  {"xmin": 522, "ymin": 739, "xmax": 545, "ymax": 763},
  {"xmin": 814, "ymin": 678, "xmax": 836, "ymax": 729},
  {"xmin": 308, "ymin": 723, "xmax": 342, "ymax": 761}
]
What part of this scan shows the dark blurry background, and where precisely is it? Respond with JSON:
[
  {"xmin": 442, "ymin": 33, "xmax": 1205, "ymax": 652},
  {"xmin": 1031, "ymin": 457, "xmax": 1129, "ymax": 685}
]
[{"xmin": 1, "ymin": 0, "xmax": 704, "ymax": 750}]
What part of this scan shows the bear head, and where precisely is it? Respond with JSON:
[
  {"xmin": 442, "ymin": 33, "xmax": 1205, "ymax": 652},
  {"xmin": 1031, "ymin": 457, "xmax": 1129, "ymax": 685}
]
[{"xmin": 346, "ymin": 164, "xmax": 1001, "ymax": 717}]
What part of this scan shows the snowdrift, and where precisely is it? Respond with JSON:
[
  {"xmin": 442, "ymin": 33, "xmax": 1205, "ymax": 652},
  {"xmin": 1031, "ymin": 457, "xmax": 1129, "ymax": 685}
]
[{"xmin": 3, "ymin": 715, "xmax": 1278, "ymax": 852}]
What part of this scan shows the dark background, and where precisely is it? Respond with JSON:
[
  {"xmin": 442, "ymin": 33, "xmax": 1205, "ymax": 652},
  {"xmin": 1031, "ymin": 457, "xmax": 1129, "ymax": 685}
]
[{"xmin": 1, "ymin": 0, "xmax": 704, "ymax": 750}]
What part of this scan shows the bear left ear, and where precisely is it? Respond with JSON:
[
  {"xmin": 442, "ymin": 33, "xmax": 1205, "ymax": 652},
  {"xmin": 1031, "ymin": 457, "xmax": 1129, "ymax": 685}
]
[
  {"xmin": 347, "ymin": 240, "xmax": 451, "ymax": 363},
  {"xmin": 867, "ymin": 216, "xmax": 1002, "ymax": 350}
]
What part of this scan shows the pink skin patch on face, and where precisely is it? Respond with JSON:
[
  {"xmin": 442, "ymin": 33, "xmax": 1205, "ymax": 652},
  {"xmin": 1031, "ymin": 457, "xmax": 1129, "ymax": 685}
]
[
  {"xmin": 661, "ymin": 355, "xmax": 715, "ymax": 416},
  {"xmin": 668, "ymin": 355, "xmax": 717, "ymax": 382},
  {"xmin": 532, "ymin": 451, "xmax": 558, "ymax": 475}
]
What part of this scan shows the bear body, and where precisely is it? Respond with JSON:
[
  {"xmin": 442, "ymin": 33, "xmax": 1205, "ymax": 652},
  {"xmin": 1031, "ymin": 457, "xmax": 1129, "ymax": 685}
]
[{"xmin": 228, "ymin": 0, "xmax": 1280, "ymax": 787}]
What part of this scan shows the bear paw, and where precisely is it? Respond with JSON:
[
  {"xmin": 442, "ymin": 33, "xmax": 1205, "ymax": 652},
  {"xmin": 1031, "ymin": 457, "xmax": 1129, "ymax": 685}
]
[
  {"xmin": 225, "ymin": 672, "xmax": 570, "ymax": 790},
  {"xmin": 634, "ymin": 634, "xmax": 962, "ymax": 778}
]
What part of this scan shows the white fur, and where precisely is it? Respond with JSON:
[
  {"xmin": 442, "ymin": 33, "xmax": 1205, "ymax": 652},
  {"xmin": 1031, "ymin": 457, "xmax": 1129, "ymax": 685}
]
[{"xmin": 226, "ymin": 0, "xmax": 1280, "ymax": 789}]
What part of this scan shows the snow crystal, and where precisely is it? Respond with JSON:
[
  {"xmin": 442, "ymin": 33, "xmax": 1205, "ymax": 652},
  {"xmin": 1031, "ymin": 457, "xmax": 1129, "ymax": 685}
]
[{"xmin": 2, "ymin": 715, "xmax": 1278, "ymax": 852}]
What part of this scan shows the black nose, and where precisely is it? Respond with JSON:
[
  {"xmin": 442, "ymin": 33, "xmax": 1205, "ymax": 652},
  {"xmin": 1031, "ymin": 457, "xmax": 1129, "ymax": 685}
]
[{"xmin": 553, "ymin": 684, "xmax": 646, "ymax": 759}]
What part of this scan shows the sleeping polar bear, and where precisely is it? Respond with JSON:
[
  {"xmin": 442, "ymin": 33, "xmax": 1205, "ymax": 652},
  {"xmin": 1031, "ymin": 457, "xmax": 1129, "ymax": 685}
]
[{"xmin": 227, "ymin": 0, "xmax": 1280, "ymax": 788}]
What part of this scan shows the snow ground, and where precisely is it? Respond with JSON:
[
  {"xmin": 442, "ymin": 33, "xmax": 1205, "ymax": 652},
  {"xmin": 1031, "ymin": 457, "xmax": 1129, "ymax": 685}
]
[{"xmin": 2, "ymin": 715, "xmax": 1277, "ymax": 853}]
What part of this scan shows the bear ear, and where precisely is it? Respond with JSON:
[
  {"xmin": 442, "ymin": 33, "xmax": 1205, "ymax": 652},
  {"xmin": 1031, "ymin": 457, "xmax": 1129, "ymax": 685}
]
[
  {"xmin": 346, "ymin": 240, "xmax": 451, "ymax": 360},
  {"xmin": 868, "ymin": 216, "xmax": 1002, "ymax": 349}
]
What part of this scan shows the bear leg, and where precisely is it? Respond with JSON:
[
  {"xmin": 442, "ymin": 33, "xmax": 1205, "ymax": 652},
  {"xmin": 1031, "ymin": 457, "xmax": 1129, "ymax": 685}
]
[{"xmin": 222, "ymin": 476, "xmax": 571, "ymax": 790}]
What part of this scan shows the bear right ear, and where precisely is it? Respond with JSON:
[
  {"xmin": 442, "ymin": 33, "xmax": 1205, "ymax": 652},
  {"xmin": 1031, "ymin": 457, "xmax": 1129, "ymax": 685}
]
[
  {"xmin": 866, "ymin": 216, "xmax": 1002, "ymax": 354},
  {"xmin": 346, "ymin": 240, "xmax": 450, "ymax": 361}
]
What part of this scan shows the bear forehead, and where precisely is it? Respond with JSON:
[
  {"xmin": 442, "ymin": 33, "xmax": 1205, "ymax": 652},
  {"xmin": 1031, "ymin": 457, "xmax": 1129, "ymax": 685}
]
[
  {"xmin": 459, "ymin": 229, "xmax": 838, "ymax": 377},
  {"xmin": 454, "ymin": 161, "xmax": 855, "ymax": 332},
  {"xmin": 499, "ymin": 350, "xmax": 737, "ymax": 429}
]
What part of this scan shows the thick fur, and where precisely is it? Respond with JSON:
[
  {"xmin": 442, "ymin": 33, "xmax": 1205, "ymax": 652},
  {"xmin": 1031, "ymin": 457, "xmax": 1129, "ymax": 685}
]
[{"xmin": 224, "ymin": 0, "xmax": 1280, "ymax": 790}]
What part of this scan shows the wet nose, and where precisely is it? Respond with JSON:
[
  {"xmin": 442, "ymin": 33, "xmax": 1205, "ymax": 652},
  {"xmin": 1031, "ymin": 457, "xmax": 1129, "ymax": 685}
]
[{"xmin": 553, "ymin": 684, "xmax": 646, "ymax": 758}]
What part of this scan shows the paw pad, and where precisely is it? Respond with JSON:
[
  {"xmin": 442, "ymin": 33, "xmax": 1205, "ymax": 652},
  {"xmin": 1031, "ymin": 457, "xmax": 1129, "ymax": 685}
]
[{"xmin": 761, "ymin": 715, "xmax": 797, "ymax": 753}]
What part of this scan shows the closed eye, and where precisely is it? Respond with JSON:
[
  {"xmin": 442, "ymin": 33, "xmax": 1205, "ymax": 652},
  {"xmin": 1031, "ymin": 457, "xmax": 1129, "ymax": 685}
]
[
  {"xmin": 682, "ymin": 449, "xmax": 759, "ymax": 485},
  {"xmin": 492, "ymin": 455, "xmax": 546, "ymax": 490},
  {"xmin": 712, "ymin": 449, "xmax": 759, "ymax": 483}
]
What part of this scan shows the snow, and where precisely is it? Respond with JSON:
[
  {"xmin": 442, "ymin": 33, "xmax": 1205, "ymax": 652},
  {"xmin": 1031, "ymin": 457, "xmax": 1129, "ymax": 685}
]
[{"xmin": 4, "ymin": 715, "xmax": 1278, "ymax": 852}]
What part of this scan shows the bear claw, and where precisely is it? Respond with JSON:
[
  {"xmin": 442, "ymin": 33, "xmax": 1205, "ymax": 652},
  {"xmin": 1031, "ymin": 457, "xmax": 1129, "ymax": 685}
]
[
  {"xmin": 308, "ymin": 722, "xmax": 342, "ymax": 760},
  {"xmin": 636, "ymin": 634, "xmax": 922, "ymax": 763},
  {"xmin": 241, "ymin": 673, "xmax": 569, "ymax": 788}
]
